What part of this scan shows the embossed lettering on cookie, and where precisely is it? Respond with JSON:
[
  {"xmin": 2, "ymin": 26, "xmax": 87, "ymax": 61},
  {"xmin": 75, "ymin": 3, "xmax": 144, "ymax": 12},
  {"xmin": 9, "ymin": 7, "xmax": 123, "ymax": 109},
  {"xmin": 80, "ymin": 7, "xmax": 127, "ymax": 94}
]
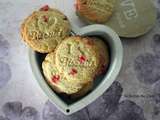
[
  {"xmin": 105, "ymin": 0, "xmax": 157, "ymax": 38},
  {"xmin": 55, "ymin": 36, "xmax": 100, "ymax": 84},
  {"xmin": 20, "ymin": 5, "xmax": 71, "ymax": 53}
]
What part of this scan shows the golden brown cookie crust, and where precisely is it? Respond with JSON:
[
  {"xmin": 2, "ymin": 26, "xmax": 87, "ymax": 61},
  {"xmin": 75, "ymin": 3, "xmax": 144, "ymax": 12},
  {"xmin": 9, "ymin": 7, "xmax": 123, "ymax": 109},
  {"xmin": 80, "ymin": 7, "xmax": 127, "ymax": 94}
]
[
  {"xmin": 71, "ymin": 81, "xmax": 93, "ymax": 98},
  {"xmin": 21, "ymin": 7, "xmax": 71, "ymax": 53},
  {"xmin": 92, "ymin": 37, "xmax": 110, "ymax": 75}
]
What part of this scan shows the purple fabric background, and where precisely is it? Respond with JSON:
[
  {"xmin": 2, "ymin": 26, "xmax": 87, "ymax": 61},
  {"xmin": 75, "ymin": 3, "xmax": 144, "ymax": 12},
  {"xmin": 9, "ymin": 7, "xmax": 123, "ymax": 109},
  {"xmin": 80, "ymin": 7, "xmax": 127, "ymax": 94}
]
[{"xmin": 0, "ymin": 0, "xmax": 159, "ymax": 120}]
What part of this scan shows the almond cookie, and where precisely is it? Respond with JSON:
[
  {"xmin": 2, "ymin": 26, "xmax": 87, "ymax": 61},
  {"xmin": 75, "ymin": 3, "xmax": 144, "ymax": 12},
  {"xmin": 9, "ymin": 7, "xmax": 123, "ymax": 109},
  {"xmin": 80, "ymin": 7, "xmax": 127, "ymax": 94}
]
[
  {"xmin": 21, "ymin": 5, "xmax": 71, "ymax": 53},
  {"xmin": 55, "ymin": 36, "xmax": 100, "ymax": 84},
  {"xmin": 93, "ymin": 37, "xmax": 109, "ymax": 75},
  {"xmin": 42, "ymin": 52, "xmax": 92, "ymax": 95},
  {"xmin": 75, "ymin": 0, "xmax": 116, "ymax": 23}
]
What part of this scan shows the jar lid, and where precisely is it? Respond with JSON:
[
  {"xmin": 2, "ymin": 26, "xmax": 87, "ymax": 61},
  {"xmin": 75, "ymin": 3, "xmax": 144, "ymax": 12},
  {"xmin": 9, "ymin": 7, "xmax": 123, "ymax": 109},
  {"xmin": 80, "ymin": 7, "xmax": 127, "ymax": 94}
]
[{"xmin": 104, "ymin": 0, "xmax": 156, "ymax": 38}]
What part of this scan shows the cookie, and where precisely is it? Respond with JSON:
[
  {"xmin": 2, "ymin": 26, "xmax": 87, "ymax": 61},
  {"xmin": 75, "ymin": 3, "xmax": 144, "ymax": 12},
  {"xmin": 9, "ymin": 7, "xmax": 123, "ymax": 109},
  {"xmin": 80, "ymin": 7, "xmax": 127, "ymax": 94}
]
[
  {"xmin": 55, "ymin": 36, "xmax": 100, "ymax": 84},
  {"xmin": 92, "ymin": 37, "xmax": 109, "ymax": 75},
  {"xmin": 42, "ymin": 52, "xmax": 92, "ymax": 95},
  {"xmin": 71, "ymin": 81, "xmax": 93, "ymax": 98},
  {"xmin": 75, "ymin": 0, "xmax": 116, "ymax": 23},
  {"xmin": 21, "ymin": 5, "xmax": 71, "ymax": 53},
  {"xmin": 21, "ymin": 14, "xmax": 33, "ymax": 41}
]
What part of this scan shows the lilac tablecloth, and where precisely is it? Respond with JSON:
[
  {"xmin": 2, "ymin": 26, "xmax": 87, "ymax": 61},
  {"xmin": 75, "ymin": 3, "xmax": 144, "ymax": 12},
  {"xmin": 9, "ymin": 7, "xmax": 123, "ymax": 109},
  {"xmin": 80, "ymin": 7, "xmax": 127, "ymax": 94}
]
[{"xmin": 0, "ymin": 0, "xmax": 160, "ymax": 120}]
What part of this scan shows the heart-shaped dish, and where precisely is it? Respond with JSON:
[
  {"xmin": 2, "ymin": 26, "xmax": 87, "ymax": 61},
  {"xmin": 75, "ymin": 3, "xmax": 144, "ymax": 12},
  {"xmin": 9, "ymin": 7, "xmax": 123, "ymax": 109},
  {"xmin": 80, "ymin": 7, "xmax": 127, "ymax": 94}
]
[{"xmin": 28, "ymin": 24, "xmax": 123, "ymax": 115}]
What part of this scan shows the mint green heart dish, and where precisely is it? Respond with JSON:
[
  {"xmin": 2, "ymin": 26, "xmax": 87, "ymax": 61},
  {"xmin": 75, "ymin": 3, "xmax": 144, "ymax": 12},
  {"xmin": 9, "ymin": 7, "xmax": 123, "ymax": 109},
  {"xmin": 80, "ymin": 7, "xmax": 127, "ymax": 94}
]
[{"xmin": 28, "ymin": 24, "xmax": 123, "ymax": 115}]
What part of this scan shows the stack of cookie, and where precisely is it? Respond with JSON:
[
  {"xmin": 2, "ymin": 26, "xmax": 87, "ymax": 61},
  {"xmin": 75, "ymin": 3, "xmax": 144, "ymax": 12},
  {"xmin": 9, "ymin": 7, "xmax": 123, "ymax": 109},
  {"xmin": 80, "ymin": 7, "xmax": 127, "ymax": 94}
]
[
  {"xmin": 42, "ymin": 36, "xmax": 109, "ymax": 97},
  {"xmin": 21, "ymin": 5, "xmax": 109, "ymax": 98}
]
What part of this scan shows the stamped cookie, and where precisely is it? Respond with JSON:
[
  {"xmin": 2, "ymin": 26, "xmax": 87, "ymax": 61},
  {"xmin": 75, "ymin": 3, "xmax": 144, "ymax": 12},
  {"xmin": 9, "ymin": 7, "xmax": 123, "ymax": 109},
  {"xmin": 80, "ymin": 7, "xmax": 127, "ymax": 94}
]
[
  {"xmin": 55, "ymin": 36, "xmax": 100, "ymax": 84},
  {"xmin": 21, "ymin": 5, "xmax": 71, "ymax": 53},
  {"xmin": 75, "ymin": 0, "xmax": 116, "ymax": 23},
  {"xmin": 42, "ymin": 52, "xmax": 92, "ymax": 95},
  {"xmin": 92, "ymin": 37, "xmax": 109, "ymax": 75}
]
